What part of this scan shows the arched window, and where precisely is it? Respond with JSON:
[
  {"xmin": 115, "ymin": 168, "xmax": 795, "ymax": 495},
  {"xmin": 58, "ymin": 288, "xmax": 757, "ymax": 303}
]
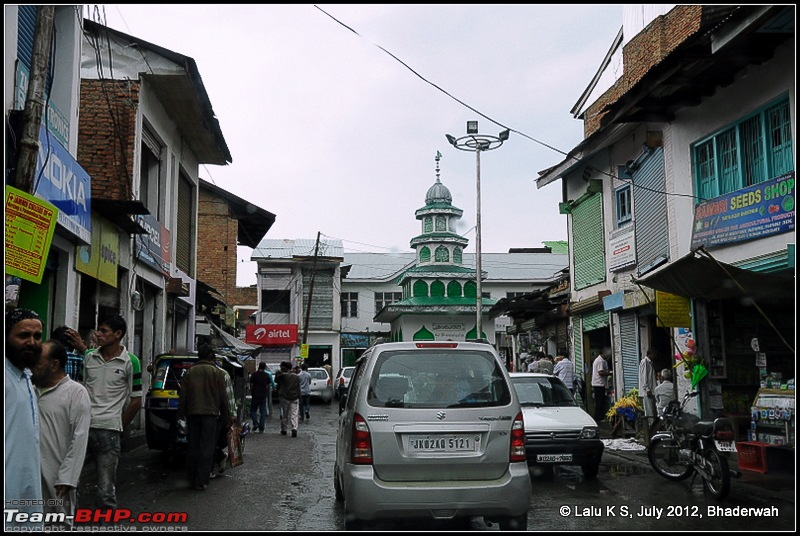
[
  {"xmin": 447, "ymin": 280, "xmax": 462, "ymax": 297},
  {"xmin": 430, "ymin": 280, "xmax": 445, "ymax": 297},
  {"xmin": 424, "ymin": 217, "xmax": 433, "ymax": 233},
  {"xmin": 435, "ymin": 215, "xmax": 446, "ymax": 231},
  {"xmin": 435, "ymin": 246, "xmax": 449, "ymax": 262},
  {"xmin": 453, "ymin": 247, "xmax": 462, "ymax": 264},
  {"xmin": 464, "ymin": 280, "xmax": 477, "ymax": 298},
  {"xmin": 413, "ymin": 280, "xmax": 429, "ymax": 297},
  {"xmin": 419, "ymin": 246, "xmax": 431, "ymax": 263}
]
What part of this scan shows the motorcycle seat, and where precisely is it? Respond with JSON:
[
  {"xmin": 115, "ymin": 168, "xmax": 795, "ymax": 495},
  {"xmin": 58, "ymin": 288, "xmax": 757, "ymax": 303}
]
[{"xmin": 692, "ymin": 420, "xmax": 715, "ymax": 435}]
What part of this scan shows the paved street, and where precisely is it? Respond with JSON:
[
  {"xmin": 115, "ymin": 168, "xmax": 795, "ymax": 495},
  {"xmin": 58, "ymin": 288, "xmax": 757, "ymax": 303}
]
[{"xmin": 76, "ymin": 401, "xmax": 795, "ymax": 531}]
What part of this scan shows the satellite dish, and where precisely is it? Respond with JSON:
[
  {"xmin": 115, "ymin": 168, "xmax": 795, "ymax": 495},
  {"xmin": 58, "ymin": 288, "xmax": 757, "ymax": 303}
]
[{"xmin": 131, "ymin": 291, "xmax": 145, "ymax": 311}]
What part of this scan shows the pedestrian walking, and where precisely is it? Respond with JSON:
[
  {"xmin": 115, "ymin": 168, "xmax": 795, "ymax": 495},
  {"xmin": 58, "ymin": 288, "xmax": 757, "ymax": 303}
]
[
  {"xmin": 31, "ymin": 339, "xmax": 91, "ymax": 530},
  {"xmin": 67, "ymin": 314, "xmax": 142, "ymax": 509},
  {"xmin": 250, "ymin": 362, "xmax": 271, "ymax": 432},
  {"xmin": 298, "ymin": 363, "xmax": 312, "ymax": 421},
  {"xmin": 5, "ymin": 308, "xmax": 45, "ymax": 530},
  {"xmin": 276, "ymin": 361, "xmax": 301, "ymax": 437},
  {"xmin": 178, "ymin": 344, "xmax": 230, "ymax": 490}
]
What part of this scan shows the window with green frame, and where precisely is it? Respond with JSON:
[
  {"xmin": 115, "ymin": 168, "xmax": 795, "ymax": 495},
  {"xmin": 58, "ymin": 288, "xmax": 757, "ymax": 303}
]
[{"xmin": 692, "ymin": 97, "xmax": 793, "ymax": 201}]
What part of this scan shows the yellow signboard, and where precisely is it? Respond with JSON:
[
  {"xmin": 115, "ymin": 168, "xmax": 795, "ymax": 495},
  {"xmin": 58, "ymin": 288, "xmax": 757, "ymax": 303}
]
[
  {"xmin": 75, "ymin": 214, "xmax": 119, "ymax": 287},
  {"xmin": 4, "ymin": 186, "xmax": 58, "ymax": 284},
  {"xmin": 656, "ymin": 290, "xmax": 691, "ymax": 328},
  {"xmin": 300, "ymin": 344, "xmax": 309, "ymax": 359}
]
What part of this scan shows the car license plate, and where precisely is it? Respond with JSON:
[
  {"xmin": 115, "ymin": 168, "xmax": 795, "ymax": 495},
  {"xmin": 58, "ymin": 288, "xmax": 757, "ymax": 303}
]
[
  {"xmin": 714, "ymin": 440, "xmax": 737, "ymax": 452},
  {"xmin": 537, "ymin": 454, "xmax": 572, "ymax": 463},
  {"xmin": 408, "ymin": 435, "xmax": 474, "ymax": 452}
]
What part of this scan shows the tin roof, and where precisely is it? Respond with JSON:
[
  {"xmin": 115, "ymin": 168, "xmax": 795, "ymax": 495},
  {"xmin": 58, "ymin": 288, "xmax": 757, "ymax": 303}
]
[{"xmin": 251, "ymin": 238, "xmax": 344, "ymax": 260}]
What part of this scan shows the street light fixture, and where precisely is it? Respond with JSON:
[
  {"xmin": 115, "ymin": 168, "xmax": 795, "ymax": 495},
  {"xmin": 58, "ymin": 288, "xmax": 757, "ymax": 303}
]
[{"xmin": 445, "ymin": 121, "xmax": 509, "ymax": 341}]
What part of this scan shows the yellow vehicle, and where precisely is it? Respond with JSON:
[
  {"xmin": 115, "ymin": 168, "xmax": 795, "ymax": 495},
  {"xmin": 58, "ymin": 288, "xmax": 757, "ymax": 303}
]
[{"xmin": 144, "ymin": 351, "xmax": 246, "ymax": 453}]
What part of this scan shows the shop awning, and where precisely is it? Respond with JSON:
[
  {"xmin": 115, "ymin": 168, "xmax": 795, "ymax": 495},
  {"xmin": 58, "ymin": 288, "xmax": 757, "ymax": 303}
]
[
  {"xmin": 207, "ymin": 319, "xmax": 259, "ymax": 354},
  {"xmin": 633, "ymin": 248, "xmax": 794, "ymax": 301}
]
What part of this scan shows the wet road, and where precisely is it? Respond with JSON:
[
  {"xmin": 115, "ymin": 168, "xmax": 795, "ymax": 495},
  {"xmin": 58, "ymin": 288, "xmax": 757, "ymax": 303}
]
[{"xmin": 79, "ymin": 401, "xmax": 794, "ymax": 531}]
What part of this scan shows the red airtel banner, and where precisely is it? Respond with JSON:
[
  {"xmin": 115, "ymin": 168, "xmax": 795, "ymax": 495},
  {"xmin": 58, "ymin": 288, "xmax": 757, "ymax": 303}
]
[{"xmin": 244, "ymin": 324, "xmax": 298, "ymax": 346}]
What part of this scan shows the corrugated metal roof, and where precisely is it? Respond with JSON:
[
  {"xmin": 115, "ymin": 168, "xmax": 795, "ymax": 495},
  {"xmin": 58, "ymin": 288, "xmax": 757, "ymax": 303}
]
[
  {"xmin": 341, "ymin": 252, "xmax": 568, "ymax": 283},
  {"xmin": 252, "ymin": 238, "xmax": 344, "ymax": 260}
]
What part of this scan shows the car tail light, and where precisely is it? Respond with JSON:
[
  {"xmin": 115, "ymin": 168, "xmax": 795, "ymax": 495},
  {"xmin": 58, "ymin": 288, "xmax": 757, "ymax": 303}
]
[
  {"xmin": 351, "ymin": 413, "xmax": 373, "ymax": 464},
  {"xmin": 339, "ymin": 377, "xmax": 345, "ymax": 386},
  {"xmin": 415, "ymin": 342, "xmax": 458, "ymax": 348},
  {"xmin": 510, "ymin": 412, "xmax": 526, "ymax": 463}
]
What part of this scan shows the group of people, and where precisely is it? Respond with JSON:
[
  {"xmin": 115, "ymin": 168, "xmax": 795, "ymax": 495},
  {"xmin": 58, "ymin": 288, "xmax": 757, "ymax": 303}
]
[
  {"xmin": 248, "ymin": 361, "xmax": 313, "ymax": 439},
  {"xmin": 524, "ymin": 351, "xmax": 578, "ymax": 396},
  {"xmin": 5, "ymin": 309, "xmax": 142, "ymax": 530}
]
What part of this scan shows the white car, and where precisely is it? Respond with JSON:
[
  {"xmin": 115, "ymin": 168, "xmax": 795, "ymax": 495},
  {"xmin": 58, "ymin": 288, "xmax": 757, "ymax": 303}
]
[
  {"xmin": 308, "ymin": 367, "xmax": 334, "ymax": 404},
  {"xmin": 509, "ymin": 372, "xmax": 604, "ymax": 479},
  {"xmin": 334, "ymin": 366, "xmax": 355, "ymax": 399}
]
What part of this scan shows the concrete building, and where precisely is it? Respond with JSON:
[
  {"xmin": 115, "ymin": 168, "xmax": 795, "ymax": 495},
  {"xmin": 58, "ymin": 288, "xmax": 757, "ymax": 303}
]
[{"xmin": 537, "ymin": 5, "xmax": 795, "ymax": 428}]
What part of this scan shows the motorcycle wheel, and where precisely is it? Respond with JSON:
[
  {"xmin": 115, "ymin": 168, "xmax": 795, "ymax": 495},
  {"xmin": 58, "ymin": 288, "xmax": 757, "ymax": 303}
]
[
  {"xmin": 702, "ymin": 448, "xmax": 731, "ymax": 500},
  {"xmin": 648, "ymin": 437, "xmax": 693, "ymax": 481}
]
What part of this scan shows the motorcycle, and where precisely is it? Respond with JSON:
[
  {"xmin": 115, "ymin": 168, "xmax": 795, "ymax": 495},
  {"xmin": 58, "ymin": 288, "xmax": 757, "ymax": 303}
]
[{"xmin": 648, "ymin": 390, "xmax": 740, "ymax": 500}]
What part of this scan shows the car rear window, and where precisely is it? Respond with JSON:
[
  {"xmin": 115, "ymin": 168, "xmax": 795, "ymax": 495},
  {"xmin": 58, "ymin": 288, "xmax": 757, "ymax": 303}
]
[
  {"xmin": 367, "ymin": 349, "xmax": 511, "ymax": 409},
  {"xmin": 310, "ymin": 369, "xmax": 328, "ymax": 380},
  {"xmin": 511, "ymin": 376, "xmax": 577, "ymax": 407}
]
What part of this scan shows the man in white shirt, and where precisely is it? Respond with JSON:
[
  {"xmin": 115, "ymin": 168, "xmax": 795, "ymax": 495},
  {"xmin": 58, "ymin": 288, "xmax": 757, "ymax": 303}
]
[
  {"xmin": 31, "ymin": 340, "xmax": 91, "ymax": 529},
  {"xmin": 591, "ymin": 348, "xmax": 612, "ymax": 423}
]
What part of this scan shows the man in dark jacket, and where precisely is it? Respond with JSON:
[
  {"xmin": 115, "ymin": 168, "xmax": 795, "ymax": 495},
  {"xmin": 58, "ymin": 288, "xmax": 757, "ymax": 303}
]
[
  {"xmin": 178, "ymin": 344, "xmax": 229, "ymax": 490},
  {"xmin": 249, "ymin": 362, "xmax": 271, "ymax": 433},
  {"xmin": 276, "ymin": 361, "xmax": 301, "ymax": 437}
]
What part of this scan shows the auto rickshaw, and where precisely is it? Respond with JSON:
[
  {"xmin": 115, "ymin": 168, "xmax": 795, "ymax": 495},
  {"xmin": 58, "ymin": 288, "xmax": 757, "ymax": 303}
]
[{"xmin": 144, "ymin": 350, "xmax": 247, "ymax": 454}]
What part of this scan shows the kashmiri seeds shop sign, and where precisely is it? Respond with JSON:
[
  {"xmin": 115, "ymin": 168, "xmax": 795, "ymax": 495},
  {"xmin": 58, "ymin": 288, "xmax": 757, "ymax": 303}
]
[
  {"xmin": 245, "ymin": 324, "xmax": 298, "ymax": 346},
  {"xmin": 691, "ymin": 172, "xmax": 795, "ymax": 250}
]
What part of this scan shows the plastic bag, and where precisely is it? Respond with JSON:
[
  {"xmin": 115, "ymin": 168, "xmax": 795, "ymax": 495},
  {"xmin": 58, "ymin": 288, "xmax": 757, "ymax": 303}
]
[{"xmin": 227, "ymin": 423, "xmax": 243, "ymax": 467}]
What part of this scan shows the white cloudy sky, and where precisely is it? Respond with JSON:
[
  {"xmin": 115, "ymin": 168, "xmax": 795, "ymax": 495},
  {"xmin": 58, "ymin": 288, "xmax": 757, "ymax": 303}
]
[{"xmin": 97, "ymin": 4, "xmax": 622, "ymax": 285}]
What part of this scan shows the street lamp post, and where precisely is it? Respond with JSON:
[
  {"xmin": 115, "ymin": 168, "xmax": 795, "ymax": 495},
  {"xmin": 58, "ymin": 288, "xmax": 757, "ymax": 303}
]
[{"xmin": 446, "ymin": 121, "xmax": 509, "ymax": 341}]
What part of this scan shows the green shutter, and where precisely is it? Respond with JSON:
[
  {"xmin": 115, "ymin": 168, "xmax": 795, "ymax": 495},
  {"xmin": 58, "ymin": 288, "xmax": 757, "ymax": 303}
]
[
  {"xmin": 582, "ymin": 310, "xmax": 609, "ymax": 331},
  {"xmin": 572, "ymin": 193, "xmax": 605, "ymax": 289}
]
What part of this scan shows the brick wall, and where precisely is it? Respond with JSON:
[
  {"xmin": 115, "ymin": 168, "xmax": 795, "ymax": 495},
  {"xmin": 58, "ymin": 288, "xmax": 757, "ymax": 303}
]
[
  {"xmin": 78, "ymin": 79, "xmax": 139, "ymax": 200},
  {"xmin": 583, "ymin": 5, "xmax": 703, "ymax": 137},
  {"xmin": 197, "ymin": 188, "xmax": 257, "ymax": 308}
]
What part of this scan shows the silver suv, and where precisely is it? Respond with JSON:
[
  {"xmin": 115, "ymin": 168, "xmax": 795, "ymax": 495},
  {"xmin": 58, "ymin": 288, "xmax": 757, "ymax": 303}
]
[{"xmin": 334, "ymin": 341, "xmax": 531, "ymax": 530}]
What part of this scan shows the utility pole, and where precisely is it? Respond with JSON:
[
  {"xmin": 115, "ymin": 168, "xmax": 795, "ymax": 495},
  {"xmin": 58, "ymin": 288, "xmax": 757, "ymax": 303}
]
[
  {"xmin": 302, "ymin": 231, "xmax": 321, "ymax": 345},
  {"xmin": 14, "ymin": 5, "xmax": 55, "ymax": 193}
]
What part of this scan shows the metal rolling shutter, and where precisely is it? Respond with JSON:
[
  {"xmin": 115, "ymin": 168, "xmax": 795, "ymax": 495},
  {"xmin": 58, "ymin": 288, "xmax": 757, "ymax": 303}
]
[
  {"xmin": 633, "ymin": 147, "xmax": 669, "ymax": 275},
  {"xmin": 17, "ymin": 6, "xmax": 37, "ymax": 69},
  {"xmin": 618, "ymin": 312, "xmax": 639, "ymax": 394},
  {"xmin": 572, "ymin": 193, "xmax": 605, "ymax": 289},
  {"xmin": 176, "ymin": 176, "xmax": 193, "ymax": 274}
]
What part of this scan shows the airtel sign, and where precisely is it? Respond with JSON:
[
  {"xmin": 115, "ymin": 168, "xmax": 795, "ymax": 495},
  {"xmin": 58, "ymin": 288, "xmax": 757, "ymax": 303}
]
[{"xmin": 245, "ymin": 324, "xmax": 298, "ymax": 346}]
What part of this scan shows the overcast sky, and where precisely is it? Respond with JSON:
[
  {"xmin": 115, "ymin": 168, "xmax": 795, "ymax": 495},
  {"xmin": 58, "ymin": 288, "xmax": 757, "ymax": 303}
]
[{"xmin": 97, "ymin": 4, "xmax": 622, "ymax": 286}]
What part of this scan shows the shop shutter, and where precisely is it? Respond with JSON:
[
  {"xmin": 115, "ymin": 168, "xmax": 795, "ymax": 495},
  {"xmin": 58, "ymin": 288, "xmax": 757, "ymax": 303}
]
[
  {"xmin": 618, "ymin": 312, "xmax": 639, "ymax": 394},
  {"xmin": 572, "ymin": 193, "xmax": 605, "ymax": 289},
  {"xmin": 582, "ymin": 309, "xmax": 609, "ymax": 332},
  {"xmin": 176, "ymin": 176, "xmax": 193, "ymax": 274},
  {"xmin": 633, "ymin": 147, "xmax": 669, "ymax": 275},
  {"xmin": 17, "ymin": 6, "xmax": 37, "ymax": 69}
]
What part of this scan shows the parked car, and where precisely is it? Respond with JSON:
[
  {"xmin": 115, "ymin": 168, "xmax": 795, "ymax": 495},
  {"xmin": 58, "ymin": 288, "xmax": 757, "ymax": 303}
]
[
  {"xmin": 308, "ymin": 367, "xmax": 334, "ymax": 404},
  {"xmin": 334, "ymin": 366, "xmax": 355, "ymax": 399},
  {"xmin": 334, "ymin": 341, "xmax": 530, "ymax": 530},
  {"xmin": 509, "ymin": 372, "xmax": 604, "ymax": 479}
]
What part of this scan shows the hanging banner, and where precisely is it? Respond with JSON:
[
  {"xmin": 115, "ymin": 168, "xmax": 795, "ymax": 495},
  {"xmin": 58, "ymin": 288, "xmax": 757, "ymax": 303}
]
[{"xmin": 5, "ymin": 186, "xmax": 58, "ymax": 284}]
